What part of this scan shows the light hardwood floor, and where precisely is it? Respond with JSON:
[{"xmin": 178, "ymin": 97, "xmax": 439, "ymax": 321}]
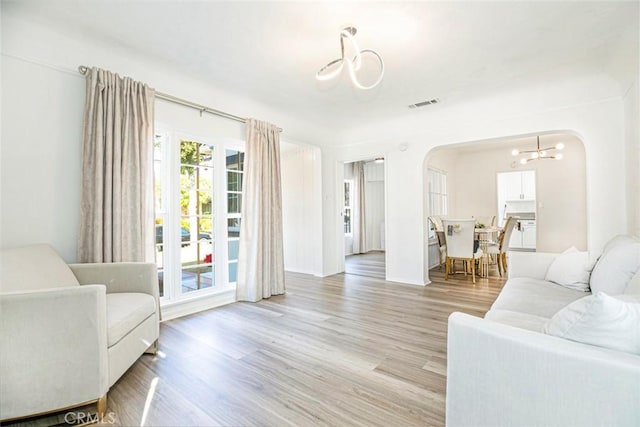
[
  {"xmin": 6, "ymin": 269, "xmax": 506, "ymax": 427},
  {"xmin": 345, "ymin": 251, "xmax": 386, "ymax": 279}
]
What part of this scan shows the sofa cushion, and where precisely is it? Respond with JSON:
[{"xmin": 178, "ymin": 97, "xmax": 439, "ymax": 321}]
[
  {"xmin": 484, "ymin": 309, "xmax": 549, "ymax": 332},
  {"xmin": 490, "ymin": 277, "xmax": 587, "ymax": 318},
  {"xmin": 544, "ymin": 247, "xmax": 591, "ymax": 292},
  {"xmin": 590, "ymin": 242, "xmax": 640, "ymax": 295},
  {"xmin": 625, "ymin": 270, "xmax": 640, "ymax": 295},
  {"xmin": 544, "ymin": 293, "xmax": 640, "ymax": 355},
  {"xmin": 0, "ymin": 244, "xmax": 79, "ymax": 292},
  {"xmin": 106, "ymin": 293, "xmax": 156, "ymax": 348}
]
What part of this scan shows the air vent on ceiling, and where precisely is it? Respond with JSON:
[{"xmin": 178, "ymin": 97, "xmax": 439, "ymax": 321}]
[{"xmin": 408, "ymin": 98, "xmax": 440, "ymax": 109}]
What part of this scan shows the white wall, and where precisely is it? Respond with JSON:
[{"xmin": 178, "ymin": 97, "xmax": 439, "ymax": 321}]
[
  {"xmin": 281, "ymin": 144, "xmax": 323, "ymax": 275},
  {"xmin": 0, "ymin": 10, "xmax": 325, "ymax": 262},
  {"xmin": 624, "ymin": 79, "xmax": 640, "ymax": 237},
  {"xmin": 320, "ymin": 86, "xmax": 629, "ymax": 284},
  {"xmin": 1, "ymin": 6, "xmax": 636, "ymax": 285}
]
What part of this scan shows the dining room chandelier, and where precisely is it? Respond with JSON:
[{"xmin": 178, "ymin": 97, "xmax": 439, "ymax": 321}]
[
  {"xmin": 511, "ymin": 136, "xmax": 564, "ymax": 164},
  {"xmin": 316, "ymin": 26, "xmax": 384, "ymax": 90}
]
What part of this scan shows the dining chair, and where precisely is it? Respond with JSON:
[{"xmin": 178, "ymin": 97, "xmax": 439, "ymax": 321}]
[
  {"xmin": 486, "ymin": 216, "xmax": 517, "ymax": 276},
  {"xmin": 428, "ymin": 216, "xmax": 446, "ymax": 269},
  {"xmin": 442, "ymin": 219, "xmax": 484, "ymax": 283}
]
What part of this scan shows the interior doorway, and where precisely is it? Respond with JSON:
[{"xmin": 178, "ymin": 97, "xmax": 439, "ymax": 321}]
[{"xmin": 343, "ymin": 158, "xmax": 386, "ymax": 279}]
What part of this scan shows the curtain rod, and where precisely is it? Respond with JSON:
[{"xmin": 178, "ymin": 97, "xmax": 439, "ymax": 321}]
[{"xmin": 78, "ymin": 65, "xmax": 282, "ymax": 131}]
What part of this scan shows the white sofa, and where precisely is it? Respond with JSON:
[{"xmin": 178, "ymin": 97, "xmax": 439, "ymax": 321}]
[
  {"xmin": 446, "ymin": 237, "xmax": 640, "ymax": 427},
  {"xmin": 0, "ymin": 244, "xmax": 160, "ymax": 421}
]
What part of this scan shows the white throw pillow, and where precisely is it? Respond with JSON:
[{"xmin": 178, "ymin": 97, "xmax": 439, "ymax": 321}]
[
  {"xmin": 601, "ymin": 234, "xmax": 640, "ymax": 255},
  {"xmin": 590, "ymin": 242, "xmax": 640, "ymax": 295},
  {"xmin": 544, "ymin": 247, "xmax": 590, "ymax": 292},
  {"xmin": 544, "ymin": 292, "xmax": 640, "ymax": 355}
]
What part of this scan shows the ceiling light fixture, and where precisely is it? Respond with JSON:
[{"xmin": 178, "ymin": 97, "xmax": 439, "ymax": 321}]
[
  {"xmin": 316, "ymin": 27, "xmax": 384, "ymax": 90},
  {"xmin": 511, "ymin": 136, "xmax": 564, "ymax": 165}
]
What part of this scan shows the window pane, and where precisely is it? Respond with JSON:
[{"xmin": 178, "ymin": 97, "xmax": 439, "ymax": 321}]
[
  {"xmin": 227, "ymin": 193, "xmax": 241, "ymax": 214},
  {"xmin": 197, "ymin": 191, "xmax": 213, "ymax": 215},
  {"xmin": 227, "ymin": 171, "xmax": 242, "ymax": 192},
  {"xmin": 226, "ymin": 149, "xmax": 244, "ymax": 171},
  {"xmin": 344, "ymin": 208, "xmax": 351, "ymax": 234},
  {"xmin": 181, "ymin": 140, "xmax": 213, "ymax": 167},
  {"xmin": 227, "ymin": 218, "xmax": 241, "ymax": 237},
  {"xmin": 344, "ymin": 182, "xmax": 350, "ymax": 207},
  {"xmin": 181, "ymin": 242, "xmax": 214, "ymax": 293},
  {"xmin": 156, "ymin": 244, "xmax": 164, "ymax": 298},
  {"xmin": 228, "ymin": 239, "xmax": 239, "ymax": 261},
  {"xmin": 228, "ymin": 261, "xmax": 238, "ymax": 283}
]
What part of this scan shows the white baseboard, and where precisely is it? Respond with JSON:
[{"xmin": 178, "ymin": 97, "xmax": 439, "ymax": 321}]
[
  {"xmin": 160, "ymin": 288, "xmax": 236, "ymax": 321},
  {"xmin": 385, "ymin": 276, "xmax": 427, "ymax": 286}
]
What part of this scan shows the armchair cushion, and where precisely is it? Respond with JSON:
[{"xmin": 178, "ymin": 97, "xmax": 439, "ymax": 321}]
[
  {"xmin": 0, "ymin": 244, "xmax": 79, "ymax": 292},
  {"xmin": 106, "ymin": 293, "xmax": 156, "ymax": 348}
]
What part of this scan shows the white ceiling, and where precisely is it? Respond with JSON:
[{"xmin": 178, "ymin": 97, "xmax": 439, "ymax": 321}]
[{"xmin": 7, "ymin": 1, "xmax": 640, "ymax": 131}]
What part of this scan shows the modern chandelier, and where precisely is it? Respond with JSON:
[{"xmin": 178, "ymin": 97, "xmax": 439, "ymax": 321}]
[
  {"xmin": 511, "ymin": 136, "xmax": 564, "ymax": 164},
  {"xmin": 316, "ymin": 27, "xmax": 384, "ymax": 90}
]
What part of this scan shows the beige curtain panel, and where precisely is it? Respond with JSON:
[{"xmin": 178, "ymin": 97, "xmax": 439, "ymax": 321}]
[
  {"xmin": 78, "ymin": 67, "xmax": 156, "ymax": 263},
  {"xmin": 236, "ymin": 119, "xmax": 285, "ymax": 302},
  {"xmin": 352, "ymin": 161, "xmax": 367, "ymax": 254}
]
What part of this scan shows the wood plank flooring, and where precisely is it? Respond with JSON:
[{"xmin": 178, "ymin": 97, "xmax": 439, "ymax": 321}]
[
  {"xmin": 345, "ymin": 251, "xmax": 386, "ymax": 279},
  {"xmin": 5, "ymin": 269, "xmax": 506, "ymax": 427}
]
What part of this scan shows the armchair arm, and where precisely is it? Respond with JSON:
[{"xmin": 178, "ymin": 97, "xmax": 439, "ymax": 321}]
[
  {"xmin": 508, "ymin": 251, "xmax": 558, "ymax": 279},
  {"xmin": 69, "ymin": 262, "xmax": 159, "ymax": 300},
  {"xmin": 446, "ymin": 312, "xmax": 640, "ymax": 427},
  {"xmin": 0, "ymin": 285, "xmax": 109, "ymax": 420}
]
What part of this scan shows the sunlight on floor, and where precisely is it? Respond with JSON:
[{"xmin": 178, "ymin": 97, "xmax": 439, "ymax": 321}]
[{"xmin": 139, "ymin": 377, "xmax": 159, "ymax": 426}]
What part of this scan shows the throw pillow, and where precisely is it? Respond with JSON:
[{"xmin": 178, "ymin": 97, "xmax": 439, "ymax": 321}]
[
  {"xmin": 544, "ymin": 292, "xmax": 640, "ymax": 355},
  {"xmin": 601, "ymin": 234, "xmax": 640, "ymax": 255},
  {"xmin": 590, "ymin": 242, "xmax": 640, "ymax": 295},
  {"xmin": 544, "ymin": 247, "xmax": 590, "ymax": 291}
]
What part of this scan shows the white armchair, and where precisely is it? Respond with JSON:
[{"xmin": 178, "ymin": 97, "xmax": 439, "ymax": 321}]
[{"xmin": 0, "ymin": 244, "xmax": 160, "ymax": 422}]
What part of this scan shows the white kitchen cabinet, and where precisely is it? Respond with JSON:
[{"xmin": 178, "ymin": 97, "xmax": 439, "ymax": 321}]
[
  {"xmin": 521, "ymin": 171, "xmax": 536, "ymax": 200},
  {"xmin": 522, "ymin": 222, "xmax": 537, "ymax": 249},
  {"xmin": 500, "ymin": 170, "xmax": 536, "ymax": 201},
  {"xmin": 509, "ymin": 220, "xmax": 537, "ymax": 250}
]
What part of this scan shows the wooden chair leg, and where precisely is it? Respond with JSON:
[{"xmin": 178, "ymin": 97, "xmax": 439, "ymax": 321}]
[
  {"xmin": 97, "ymin": 394, "xmax": 107, "ymax": 418},
  {"xmin": 502, "ymin": 253, "xmax": 508, "ymax": 275},
  {"xmin": 497, "ymin": 253, "xmax": 503, "ymax": 277},
  {"xmin": 445, "ymin": 258, "xmax": 449, "ymax": 280},
  {"xmin": 472, "ymin": 259, "xmax": 476, "ymax": 283}
]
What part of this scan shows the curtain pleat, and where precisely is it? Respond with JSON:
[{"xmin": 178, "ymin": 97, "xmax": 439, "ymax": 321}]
[
  {"xmin": 236, "ymin": 119, "xmax": 285, "ymax": 302},
  {"xmin": 78, "ymin": 67, "xmax": 155, "ymax": 263},
  {"xmin": 352, "ymin": 161, "xmax": 367, "ymax": 254}
]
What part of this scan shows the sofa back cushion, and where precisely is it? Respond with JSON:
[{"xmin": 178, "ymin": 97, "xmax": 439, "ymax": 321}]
[
  {"xmin": 590, "ymin": 241, "xmax": 640, "ymax": 295},
  {"xmin": 626, "ymin": 270, "xmax": 640, "ymax": 295},
  {"xmin": 544, "ymin": 292, "xmax": 640, "ymax": 355},
  {"xmin": 0, "ymin": 244, "xmax": 79, "ymax": 292}
]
